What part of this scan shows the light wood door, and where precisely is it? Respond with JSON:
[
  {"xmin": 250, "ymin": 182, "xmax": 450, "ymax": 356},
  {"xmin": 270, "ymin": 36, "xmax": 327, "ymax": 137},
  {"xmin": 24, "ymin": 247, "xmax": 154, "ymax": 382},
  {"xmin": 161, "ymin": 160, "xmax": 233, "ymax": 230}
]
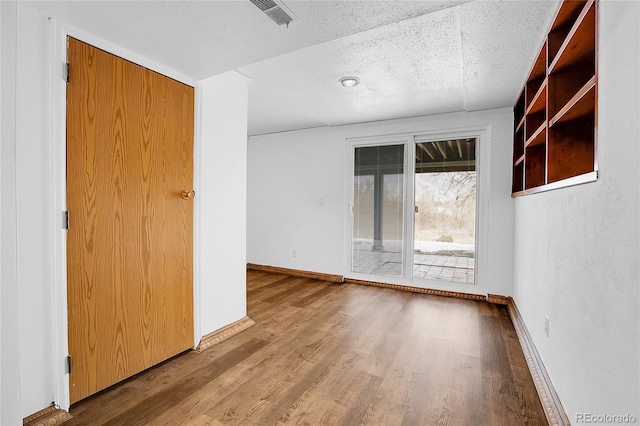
[{"xmin": 66, "ymin": 37, "xmax": 194, "ymax": 403}]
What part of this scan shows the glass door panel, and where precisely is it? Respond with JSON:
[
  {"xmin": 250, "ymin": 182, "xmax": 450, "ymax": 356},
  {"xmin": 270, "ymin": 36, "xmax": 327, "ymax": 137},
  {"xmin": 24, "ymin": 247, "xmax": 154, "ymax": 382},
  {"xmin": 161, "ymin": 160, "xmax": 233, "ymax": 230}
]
[
  {"xmin": 413, "ymin": 139, "xmax": 476, "ymax": 284},
  {"xmin": 352, "ymin": 144, "xmax": 405, "ymax": 277}
]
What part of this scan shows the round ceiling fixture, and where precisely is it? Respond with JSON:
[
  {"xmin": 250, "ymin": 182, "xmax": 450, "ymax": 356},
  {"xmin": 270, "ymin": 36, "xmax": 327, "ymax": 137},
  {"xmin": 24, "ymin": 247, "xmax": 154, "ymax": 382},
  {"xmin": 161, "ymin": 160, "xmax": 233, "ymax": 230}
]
[{"xmin": 339, "ymin": 76, "xmax": 360, "ymax": 87}]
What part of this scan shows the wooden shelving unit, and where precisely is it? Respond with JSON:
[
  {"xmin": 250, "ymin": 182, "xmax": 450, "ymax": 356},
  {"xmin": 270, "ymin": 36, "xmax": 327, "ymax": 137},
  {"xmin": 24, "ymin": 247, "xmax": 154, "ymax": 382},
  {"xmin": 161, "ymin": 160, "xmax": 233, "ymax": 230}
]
[{"xmin": 512, "ymin": 0, "xmax": 597, "ymax": 196}]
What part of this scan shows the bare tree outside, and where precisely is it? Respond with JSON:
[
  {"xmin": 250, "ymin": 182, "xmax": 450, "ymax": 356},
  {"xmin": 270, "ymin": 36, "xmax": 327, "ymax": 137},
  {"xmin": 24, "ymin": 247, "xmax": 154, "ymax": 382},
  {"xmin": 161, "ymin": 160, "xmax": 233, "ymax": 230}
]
[
  {"xmin": 412, "ymin": 138, "xmax": 476, "ymax": 283},
  {"xmin": 415, "ymin": 171, "xmax": 476, "ymax": 247}
]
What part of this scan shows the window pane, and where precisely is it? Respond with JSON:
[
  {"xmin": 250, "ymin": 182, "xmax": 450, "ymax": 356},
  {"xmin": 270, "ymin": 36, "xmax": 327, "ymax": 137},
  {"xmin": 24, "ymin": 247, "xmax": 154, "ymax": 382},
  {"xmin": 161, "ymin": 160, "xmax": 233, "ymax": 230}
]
[
  {"xmin": 352, "ymin": 145, "xmax": 404, "ymax": 277},
  {"xmin": 414, "ymin": 139, "xmax": 476, "ymax": 284}
]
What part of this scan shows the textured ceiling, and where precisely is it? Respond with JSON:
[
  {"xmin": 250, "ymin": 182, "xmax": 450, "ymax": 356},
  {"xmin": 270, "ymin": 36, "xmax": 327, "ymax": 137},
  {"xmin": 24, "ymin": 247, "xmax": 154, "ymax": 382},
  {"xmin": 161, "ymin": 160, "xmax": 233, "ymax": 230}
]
[
  {"xmin": 26, "ymin": 0, "xmax": 559, "ymax": 136},
  {"xmin": 29, "ymin": 0, "xmax": 472, "ymax": 79},
  {"xmin": 241, "ymin": 0, "xmax": 559, "ymax": 135}
]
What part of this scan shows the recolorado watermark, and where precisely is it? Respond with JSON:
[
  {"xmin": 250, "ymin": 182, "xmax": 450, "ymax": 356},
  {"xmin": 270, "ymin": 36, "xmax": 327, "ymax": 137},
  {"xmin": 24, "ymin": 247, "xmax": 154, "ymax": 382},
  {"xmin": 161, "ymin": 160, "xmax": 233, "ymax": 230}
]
[{"xmin": 576, "ymin": 413, "xmax": 637, "ymax": 424}]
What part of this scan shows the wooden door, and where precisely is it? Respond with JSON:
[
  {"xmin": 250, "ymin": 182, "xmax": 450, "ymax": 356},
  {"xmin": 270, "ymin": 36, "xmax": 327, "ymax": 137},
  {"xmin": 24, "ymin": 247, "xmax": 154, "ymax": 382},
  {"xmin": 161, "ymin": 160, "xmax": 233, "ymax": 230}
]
[{"xmin": 66, "ymin": 37, "xmax": 194, "ymax": 403}]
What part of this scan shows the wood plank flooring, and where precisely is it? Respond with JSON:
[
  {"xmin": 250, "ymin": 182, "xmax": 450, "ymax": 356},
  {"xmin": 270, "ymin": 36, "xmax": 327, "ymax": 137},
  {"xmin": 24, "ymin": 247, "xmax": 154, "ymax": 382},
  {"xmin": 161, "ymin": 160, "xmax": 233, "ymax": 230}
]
[{"xmin": 65, "ymin": 271, "xmax": 547, "ymax": 425}]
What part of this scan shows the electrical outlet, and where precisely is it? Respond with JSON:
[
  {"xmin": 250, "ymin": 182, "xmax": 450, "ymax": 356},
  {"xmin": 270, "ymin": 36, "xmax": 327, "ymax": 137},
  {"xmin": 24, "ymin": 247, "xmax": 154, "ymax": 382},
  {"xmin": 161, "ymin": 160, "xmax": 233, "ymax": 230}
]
[
  {"xmin": 544, "ymin": 316, "xmax": 550, "ymax": 338},
  {"xmin": 319, "ymin": 197, "xmax": 325, "ymax": 206},
  {"xmin": 292, "ymin": 250, "xmax": 297, "ymax": 258}
]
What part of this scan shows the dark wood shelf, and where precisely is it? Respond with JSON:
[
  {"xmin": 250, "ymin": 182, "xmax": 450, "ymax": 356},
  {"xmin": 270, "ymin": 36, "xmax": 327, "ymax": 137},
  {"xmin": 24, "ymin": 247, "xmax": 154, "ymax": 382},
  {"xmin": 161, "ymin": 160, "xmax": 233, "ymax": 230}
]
[
  {"xmin": 526, "ymin": 81, "xmax": 547, "ymax": 115},
  {"xmin": 526, "ymin": 111, "xmax": 546, "ymax": 141},
  {"xmin": 512, "ymin": 162, "xmax": 525, "ymax": 194},
  {"xmin": 548, "ymin": 0, "xmax": 589, "ymax": 66},
  {"xmin": 514, "ymin": 125, "xmax": 525, "ymax": 162},
  {"xmin": 550, "ymin": 77, "xmax": 596, "ymax": 126},
  {"xmin": 548, "ymin": 2, "xmax": 596, "ymax": 118},
  {"xmin": 549, "ymin": 0, "xmax": 595, "ymax": 74},
  {"xmin": 512, "ymin": 0, "xmax": 597, "ymax": 197},
  {"xmin": 526, "ymin": 124, "xmax": 546, "ymax": 147},
  {"xmin": 511, "ymin": 171, "xmax": 598, "ymax": 197},
  {"xmin": 526, "ymin": 44, "xmax": 547, "ymax": 105},
  {"xmin": 525, "ymin": 144, "xmax": 546, "ymax": 189},
  {"xmin": 514, "ymin": 91, "xmax": 526, "ymax": 125},
  {"xmin": 530, "ymin": 44, "xmax": 547, "ymax": 79},
  {"xmin": 548, "ymin": 69, "xmax": 595, "ymax": 118},
  {"xmin": 548, "ymin": 114, "xmax": 595, "ymax": 183}
]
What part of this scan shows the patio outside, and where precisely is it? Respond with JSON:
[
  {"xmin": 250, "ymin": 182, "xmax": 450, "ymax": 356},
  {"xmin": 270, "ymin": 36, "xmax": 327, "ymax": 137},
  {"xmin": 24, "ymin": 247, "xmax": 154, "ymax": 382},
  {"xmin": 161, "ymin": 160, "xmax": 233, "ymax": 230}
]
[
  {"xmin": 352, "ymin": 238, "xmax": 475, "ymax": 284},
  {"xmin": 352, "ymin": 145, "xmax": 476, "ymax": 284}
]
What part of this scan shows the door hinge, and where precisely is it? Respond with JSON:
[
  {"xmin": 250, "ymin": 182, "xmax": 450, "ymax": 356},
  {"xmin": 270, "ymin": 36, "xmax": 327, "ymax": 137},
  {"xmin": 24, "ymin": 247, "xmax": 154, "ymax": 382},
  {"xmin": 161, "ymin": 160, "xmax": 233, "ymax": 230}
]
[
  {"xmin": 65, "ymin": 62, "xmax": 70, "ymax": 83},
  {"xmin": 63, "ymin": 210, "xmax": 69, "ymax": 230},
  {"xmin": 65, "ymin": 355, "xmax": 72, "ymax": 374}
]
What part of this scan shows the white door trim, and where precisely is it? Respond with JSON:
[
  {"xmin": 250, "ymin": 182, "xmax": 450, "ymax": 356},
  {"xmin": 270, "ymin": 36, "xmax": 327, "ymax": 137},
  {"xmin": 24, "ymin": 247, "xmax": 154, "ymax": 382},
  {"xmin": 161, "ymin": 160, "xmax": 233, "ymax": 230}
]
[{"xmin": 410, "ymin": 128, "xmax": 489, "ymax": 294}]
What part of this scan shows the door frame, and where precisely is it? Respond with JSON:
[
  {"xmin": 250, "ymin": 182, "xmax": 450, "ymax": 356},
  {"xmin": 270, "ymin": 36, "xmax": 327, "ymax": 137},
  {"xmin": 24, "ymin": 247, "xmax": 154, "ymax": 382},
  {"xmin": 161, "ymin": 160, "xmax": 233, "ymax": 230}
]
[
  {"xmin": 50, "ymin": 20, "xmax": 200, "ymax": 410},
  {"xmin": 409, "ymin": 129, "xmax": 486, "ymax": 289},
  {"xmin": 343, "ymin": 127, "xmax": 490, "ymax": 295},
  {"xmin": 344, "ymin": 134, "xmax": 412, "ymax": 284}
]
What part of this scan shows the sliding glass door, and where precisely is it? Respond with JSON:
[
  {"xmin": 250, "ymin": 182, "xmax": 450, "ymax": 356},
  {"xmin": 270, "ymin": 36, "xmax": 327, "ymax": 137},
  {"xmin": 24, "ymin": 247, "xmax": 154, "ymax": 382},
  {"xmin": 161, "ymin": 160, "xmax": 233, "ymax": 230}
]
[
  {"xmin": 347, "ymin": 134, "xmax": 479, "ymax": 287},
  {"xmin": 351, "ymin": 144, "xmax": 406, "ymax": 277},
  {"xmin": 413, "ymin": 139, "xmax": 476, "ymax": 284}
]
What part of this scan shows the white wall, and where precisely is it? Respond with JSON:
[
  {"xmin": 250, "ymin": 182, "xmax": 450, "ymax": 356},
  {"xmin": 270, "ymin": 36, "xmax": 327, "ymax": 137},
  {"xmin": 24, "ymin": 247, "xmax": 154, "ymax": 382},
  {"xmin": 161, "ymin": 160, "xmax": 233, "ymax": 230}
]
[
  {"xmin": 247, "ymin": 126, "xmax": 345, "ymax": 275},
  {"xmin": 513, "ymin": 0, "xmax": 639, "ymax": 421},
  {"xmin": 1, "ymin": 0, "xmax": 23, "ymax": 423},
  {"xmin": 15, "ymin": 5, "xmax": 55, "ymax": 417},
  {"xmin": 247, "ymin": 108, "xmax": 515, "ymax": 297},
  {"xmin": 197, "ymin": 71, "xmax": 250, "ymax": 336},
  {"xmin": 2, "ymin": 2, "xmax": 55, "ymax": 421}
]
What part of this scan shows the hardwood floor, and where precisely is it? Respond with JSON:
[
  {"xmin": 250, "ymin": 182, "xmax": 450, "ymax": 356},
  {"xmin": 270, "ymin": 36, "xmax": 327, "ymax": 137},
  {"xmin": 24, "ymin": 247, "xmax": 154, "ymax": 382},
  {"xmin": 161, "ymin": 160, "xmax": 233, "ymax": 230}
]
[{"xmin": 66, "ymin": 271, "xmax": 547, "ymax": 425}]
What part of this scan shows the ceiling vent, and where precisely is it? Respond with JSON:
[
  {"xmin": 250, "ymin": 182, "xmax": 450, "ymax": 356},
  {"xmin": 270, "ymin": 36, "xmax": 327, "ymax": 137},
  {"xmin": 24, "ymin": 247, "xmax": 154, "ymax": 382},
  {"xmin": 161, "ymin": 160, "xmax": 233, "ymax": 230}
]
[{"xmin": 250, "ymin": 0, "xmax": 296, "ymax": 27}]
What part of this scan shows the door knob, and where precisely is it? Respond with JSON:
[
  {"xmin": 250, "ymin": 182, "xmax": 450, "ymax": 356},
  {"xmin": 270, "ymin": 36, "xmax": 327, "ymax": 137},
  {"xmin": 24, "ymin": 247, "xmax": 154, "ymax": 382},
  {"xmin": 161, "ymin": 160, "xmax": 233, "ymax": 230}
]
[{"xmin": 181, "ymin": 190, "xmax": 195, "ymax": 200}]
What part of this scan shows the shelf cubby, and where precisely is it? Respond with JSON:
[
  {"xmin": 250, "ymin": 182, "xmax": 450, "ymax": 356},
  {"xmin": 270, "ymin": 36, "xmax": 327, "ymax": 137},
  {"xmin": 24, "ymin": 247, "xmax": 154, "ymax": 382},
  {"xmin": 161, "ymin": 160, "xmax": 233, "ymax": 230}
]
[
  {"xmin": 526, "ymin": 44, "xmax": 547, "ymax": 105},
  {"xmin": 515, "ymin": 90, "xmax": 526, "ymax": 128},
  {"xmin": 525, "ymin": 83, "xmax": 547, "ymax": 142},
  {"xmin": 513, "ymin": 161, "xmax": 524, "ymax": 194},
  {"xmin": 512, "ymin": 0, "xmax": 597, "ymax": 196},
  {"xmin": 514, "ymin": 125, "xmax": 525, "ymax": 162},
  {"xmin": 549, "ymin": 1, "xmax": 596, "ymax": 73},
  {"xmin": 548, "ymin": 1, "xmax": 596, "ymax": 118},
  {"xmin": 525, "ymin": 144, "xmax": 546, "ymax": 189},
  {"xmin": 548, "ymin": 109, "xmax": 595, "ymax": 183},
  {"xmin": 548, "ymin": 0, "xmax": 588, "ymax": 66},
  {"xmin": 550, "ymin": 77, "xmax": 596, "ymax": 126},
  {"xmin": 527, "ymin": 123, "xmax": 547, "ymax": 148}
]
